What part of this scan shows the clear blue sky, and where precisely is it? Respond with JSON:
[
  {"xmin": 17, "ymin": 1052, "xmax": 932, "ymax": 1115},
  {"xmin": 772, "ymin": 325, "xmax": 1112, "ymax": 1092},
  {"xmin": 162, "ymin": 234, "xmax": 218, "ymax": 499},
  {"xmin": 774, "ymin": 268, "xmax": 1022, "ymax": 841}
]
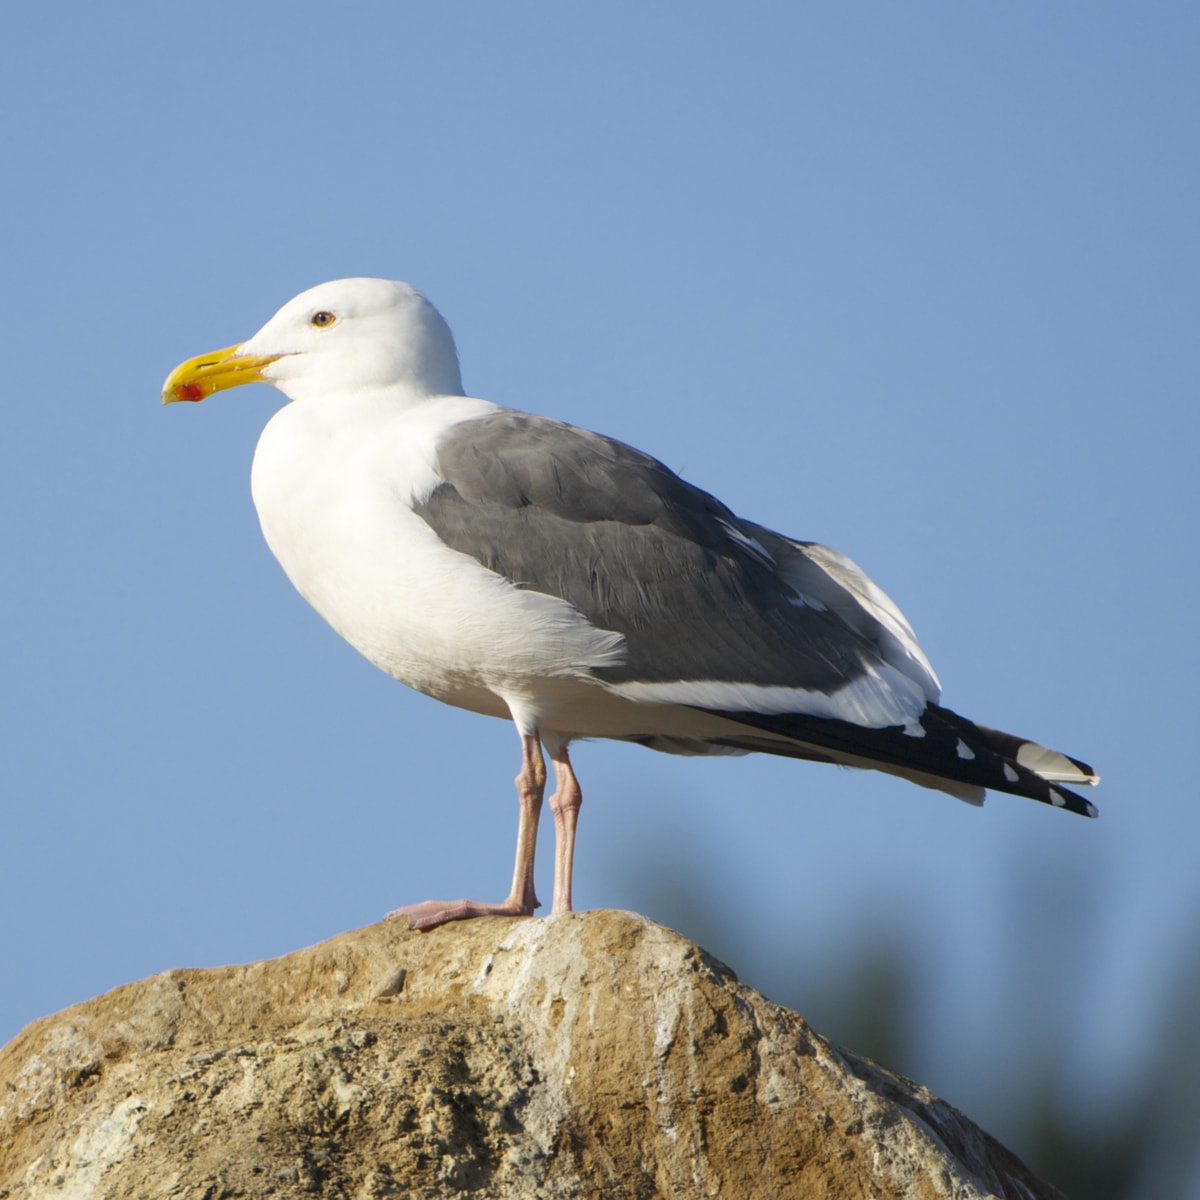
[{"xmin": 2, "ymin": 2, "xmax": 1196, "ymax": 1181}]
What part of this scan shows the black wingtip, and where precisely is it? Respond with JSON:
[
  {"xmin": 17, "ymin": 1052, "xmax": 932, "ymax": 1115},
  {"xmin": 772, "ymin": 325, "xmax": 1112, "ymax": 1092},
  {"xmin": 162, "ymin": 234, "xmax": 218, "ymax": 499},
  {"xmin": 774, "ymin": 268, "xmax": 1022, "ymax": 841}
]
[
  {"xmin": 1047, "ymin": 784, "xmax": 1100, "ymax": 820},
  {"xmin": 701, "ymin": 703, "xmax": 1100, "ymax": 819}
]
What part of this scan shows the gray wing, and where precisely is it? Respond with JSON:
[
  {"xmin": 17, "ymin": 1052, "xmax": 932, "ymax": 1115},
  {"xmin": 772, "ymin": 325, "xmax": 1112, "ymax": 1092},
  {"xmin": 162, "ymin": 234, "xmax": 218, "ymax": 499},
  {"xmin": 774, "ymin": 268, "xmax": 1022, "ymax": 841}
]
[
  {"xmin": 413, "ymin": 410, "xmax": 1101, "ymax": 820},
  {"xmin": 414, "ymin": 411, "xmax": 935, "ymax": 710}
]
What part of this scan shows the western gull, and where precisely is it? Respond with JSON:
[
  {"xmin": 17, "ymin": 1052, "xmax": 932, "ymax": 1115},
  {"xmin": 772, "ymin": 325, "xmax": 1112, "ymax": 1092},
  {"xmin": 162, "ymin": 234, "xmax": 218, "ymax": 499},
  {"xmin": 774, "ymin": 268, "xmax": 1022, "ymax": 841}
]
[{"xmin": 162, "ymin": 277, "xmax": 1099, "ymax": 930}]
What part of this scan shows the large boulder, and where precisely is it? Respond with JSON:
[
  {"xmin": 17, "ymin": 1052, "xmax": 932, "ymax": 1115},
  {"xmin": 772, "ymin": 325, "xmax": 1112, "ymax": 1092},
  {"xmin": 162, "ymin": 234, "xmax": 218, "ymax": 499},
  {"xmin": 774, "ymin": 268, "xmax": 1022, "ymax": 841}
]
[{"xmin": 0, "ymin": 910, "xmax": 1063, "ymax": 1198}]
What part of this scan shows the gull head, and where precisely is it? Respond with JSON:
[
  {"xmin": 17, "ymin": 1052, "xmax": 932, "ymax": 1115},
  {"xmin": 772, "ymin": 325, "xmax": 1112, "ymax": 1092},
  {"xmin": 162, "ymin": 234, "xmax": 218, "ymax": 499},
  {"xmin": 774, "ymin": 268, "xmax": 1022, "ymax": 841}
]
[{"xmin": 162, "ymin": 278, "xmax": 465, "ymax": 406}]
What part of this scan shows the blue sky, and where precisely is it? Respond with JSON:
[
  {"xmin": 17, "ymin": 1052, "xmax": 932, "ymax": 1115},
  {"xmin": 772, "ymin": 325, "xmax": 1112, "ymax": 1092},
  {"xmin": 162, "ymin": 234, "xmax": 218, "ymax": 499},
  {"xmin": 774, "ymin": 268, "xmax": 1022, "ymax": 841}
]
[{"xmin": 2, "ymin": 2, "xmax": 1197, "ymax": 1180}]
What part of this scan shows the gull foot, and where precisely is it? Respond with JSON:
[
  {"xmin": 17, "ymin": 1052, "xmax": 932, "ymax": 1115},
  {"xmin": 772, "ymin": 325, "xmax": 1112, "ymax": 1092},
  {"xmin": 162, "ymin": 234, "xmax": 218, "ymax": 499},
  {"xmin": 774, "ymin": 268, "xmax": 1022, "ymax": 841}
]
[{"xmin": 386, "ymin": 898, "xmax": 539, "ymax": 932}]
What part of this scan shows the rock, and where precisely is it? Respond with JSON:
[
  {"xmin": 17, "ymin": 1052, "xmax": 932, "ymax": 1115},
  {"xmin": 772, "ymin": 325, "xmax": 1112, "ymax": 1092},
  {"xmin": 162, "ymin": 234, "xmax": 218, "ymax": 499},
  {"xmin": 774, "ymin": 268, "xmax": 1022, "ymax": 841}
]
[{"xmin": 0, "ymin": 910, "xmax": 1063, "ymax": 1199}]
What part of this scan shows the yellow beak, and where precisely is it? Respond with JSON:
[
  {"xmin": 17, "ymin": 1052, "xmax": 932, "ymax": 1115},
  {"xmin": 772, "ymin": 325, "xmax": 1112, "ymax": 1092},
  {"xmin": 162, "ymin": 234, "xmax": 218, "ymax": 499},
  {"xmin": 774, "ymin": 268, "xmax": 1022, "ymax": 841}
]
[{"xmin": 161, "ymin": 344, "xmax": 283, "ymax": 404}]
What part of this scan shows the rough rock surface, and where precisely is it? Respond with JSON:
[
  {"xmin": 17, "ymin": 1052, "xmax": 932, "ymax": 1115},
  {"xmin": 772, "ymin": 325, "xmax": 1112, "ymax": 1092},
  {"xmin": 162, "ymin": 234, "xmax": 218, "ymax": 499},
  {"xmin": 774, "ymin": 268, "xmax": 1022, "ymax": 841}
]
[{"xmin": 0, "ymin": 910, "xmax": 1063, "ymax": 1199}]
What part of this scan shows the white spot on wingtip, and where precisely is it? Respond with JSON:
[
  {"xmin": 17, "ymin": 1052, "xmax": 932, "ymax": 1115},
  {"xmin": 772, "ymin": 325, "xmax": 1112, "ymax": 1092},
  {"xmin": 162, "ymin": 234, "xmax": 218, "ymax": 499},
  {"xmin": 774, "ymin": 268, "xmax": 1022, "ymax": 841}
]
[
  {"xmin": 1003, "ymin": 764, "xmax": 1020, "ymax": 784},
  {"xmin": 955, "ymin": 738, "xmax": 975, "ymax": 761},
  {"xmin": 1049, "ymin": 788, "xmax": 1066, "ymax": 807},
  {"xmin": 1086, "ymin": 802, "xmax": 1099, "ymax": 818}
]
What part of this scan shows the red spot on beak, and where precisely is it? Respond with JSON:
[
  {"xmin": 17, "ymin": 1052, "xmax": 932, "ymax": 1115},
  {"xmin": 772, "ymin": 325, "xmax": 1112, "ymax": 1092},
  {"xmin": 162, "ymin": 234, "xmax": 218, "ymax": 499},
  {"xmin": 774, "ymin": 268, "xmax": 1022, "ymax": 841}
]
[{"xmin": 174, "ymin": 382, "xmax": 207, "ymax": 402}]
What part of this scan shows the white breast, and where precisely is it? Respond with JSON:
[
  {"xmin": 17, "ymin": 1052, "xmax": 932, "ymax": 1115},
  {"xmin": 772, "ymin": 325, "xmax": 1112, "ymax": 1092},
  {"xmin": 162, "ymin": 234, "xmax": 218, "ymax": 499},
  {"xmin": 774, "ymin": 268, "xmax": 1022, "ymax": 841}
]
[{"xmin": 249, "ymin": 395, "xmax": 625, "ymax": 719}]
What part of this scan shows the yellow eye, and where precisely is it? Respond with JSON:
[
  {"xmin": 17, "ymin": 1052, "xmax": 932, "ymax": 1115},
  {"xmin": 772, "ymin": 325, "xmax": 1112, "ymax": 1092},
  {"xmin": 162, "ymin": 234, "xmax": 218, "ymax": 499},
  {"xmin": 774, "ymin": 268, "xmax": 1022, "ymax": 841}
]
[{"xmin": 311, "ymin": 310, "xmax": 336, "ymax": 328}]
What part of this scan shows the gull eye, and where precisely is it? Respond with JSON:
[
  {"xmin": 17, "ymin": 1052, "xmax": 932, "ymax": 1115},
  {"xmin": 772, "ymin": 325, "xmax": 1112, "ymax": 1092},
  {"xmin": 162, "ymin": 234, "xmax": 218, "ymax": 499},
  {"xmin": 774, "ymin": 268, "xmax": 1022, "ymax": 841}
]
[{"xmin": 311, "ymin": 310, "xmax": 336, "ymax": 328}]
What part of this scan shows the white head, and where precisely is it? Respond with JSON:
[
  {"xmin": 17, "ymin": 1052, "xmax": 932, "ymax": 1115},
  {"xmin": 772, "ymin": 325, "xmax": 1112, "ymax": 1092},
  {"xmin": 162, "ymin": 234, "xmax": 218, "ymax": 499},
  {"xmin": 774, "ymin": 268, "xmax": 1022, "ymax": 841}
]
[{"xmin": 162, "ymin": 277, "xmax": 465, "ymax": 406}]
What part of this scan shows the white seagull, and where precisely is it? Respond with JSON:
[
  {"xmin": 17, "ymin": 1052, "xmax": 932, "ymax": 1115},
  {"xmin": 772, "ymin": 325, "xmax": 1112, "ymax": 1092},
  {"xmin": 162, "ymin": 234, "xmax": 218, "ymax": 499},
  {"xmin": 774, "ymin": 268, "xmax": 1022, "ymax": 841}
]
[{"xmin": 162, "ymin": 278, "xmax": 1098, "ymax": 930}]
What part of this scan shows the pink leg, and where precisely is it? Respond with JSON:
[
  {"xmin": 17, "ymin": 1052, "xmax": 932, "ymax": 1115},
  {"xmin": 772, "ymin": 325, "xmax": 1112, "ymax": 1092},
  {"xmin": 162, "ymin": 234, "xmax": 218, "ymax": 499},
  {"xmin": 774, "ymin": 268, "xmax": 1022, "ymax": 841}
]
[
  {"xmin": 545, "ymin": 738, "xmax": 582, "ymax": 915},
  {"xmin": 388, "ymin": 733, "xmax": 546, "ymax": 931}
]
